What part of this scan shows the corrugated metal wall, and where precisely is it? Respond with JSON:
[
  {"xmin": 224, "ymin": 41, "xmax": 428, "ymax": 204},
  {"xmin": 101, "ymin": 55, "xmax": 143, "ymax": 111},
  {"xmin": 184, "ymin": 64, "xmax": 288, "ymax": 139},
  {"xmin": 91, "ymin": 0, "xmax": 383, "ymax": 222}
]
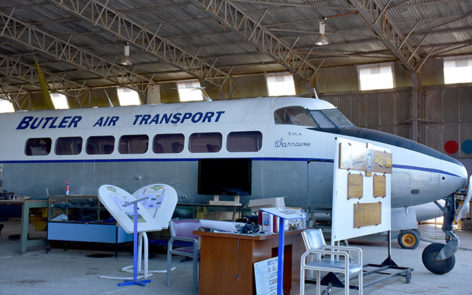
[
  {"xmin": 322, "ymin": 84, "xmax": 472, "ymax": 169},
  {"xmin": 322, "ymin": 89, "xmax": 412, "ymax": 139},
  {"xmin": 421, "ymin": 85, "xmax": 472, "ymax": 159}
]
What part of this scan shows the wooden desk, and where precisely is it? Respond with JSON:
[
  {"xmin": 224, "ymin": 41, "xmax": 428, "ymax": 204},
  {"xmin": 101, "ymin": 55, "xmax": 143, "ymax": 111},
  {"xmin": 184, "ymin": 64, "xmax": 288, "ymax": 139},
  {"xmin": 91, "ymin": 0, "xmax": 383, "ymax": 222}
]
[
  {"xmin": 0, "ymin": 199, "xmax": 48, "ymax": 253},
  {"xmin": 196, "ymin": 230, "xmax": 303, "ymax": 295}
]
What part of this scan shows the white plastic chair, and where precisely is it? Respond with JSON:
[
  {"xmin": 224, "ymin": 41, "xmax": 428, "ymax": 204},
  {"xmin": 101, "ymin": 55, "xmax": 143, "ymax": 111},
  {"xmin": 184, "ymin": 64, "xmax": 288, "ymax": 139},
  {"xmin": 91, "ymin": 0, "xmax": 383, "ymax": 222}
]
[{"xmin": 300, "ymin": 229, "xmax": 363, "ymax": 295}]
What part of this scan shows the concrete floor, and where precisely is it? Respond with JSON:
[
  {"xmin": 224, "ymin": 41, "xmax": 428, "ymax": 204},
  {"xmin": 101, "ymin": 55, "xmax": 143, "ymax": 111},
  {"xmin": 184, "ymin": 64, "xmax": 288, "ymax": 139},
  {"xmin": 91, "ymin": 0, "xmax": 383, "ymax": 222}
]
[{"xmin": 1, "ymin": 221, "xmax": 472, "ymax": 295}]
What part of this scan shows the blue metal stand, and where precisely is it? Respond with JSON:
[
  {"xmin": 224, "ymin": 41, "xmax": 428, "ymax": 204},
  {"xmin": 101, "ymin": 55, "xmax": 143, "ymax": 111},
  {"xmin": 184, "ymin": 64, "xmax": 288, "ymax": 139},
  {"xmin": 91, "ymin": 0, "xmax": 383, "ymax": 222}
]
[
  {"xmin": 260, "ymin": 208, "xmax": 305, "ymax": 295},
  {"xmin": 118, "ymin": 199, "xmax": 151, "ymax": 287},
  {"xmin": 277, "ymin": 217, "xmax": 285, "ymax": 295}
]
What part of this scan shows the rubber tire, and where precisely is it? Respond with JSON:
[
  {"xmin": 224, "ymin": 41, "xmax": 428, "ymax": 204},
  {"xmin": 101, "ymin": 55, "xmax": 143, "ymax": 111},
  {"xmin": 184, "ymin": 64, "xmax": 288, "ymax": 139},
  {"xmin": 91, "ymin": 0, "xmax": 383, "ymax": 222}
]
[
  {"xmin": 422, "ymin": 243, "xmax": 455, "ymax": 274},
  {"xmin": 398, "ymin": 229, "xmax": 420, "ymax": 249}
]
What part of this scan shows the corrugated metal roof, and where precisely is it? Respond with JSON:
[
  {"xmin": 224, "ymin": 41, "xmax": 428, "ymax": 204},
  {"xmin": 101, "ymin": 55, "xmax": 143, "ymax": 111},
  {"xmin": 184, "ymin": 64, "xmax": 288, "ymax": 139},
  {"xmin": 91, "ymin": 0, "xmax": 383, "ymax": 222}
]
[{"xmin": 0, "ymin": 0, "xmax": 470, "ymax": 92}]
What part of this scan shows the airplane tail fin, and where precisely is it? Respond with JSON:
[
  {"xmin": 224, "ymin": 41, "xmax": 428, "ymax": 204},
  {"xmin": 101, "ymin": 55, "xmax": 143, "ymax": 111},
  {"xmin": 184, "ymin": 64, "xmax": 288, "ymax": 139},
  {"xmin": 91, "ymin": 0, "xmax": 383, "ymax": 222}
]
[{"xmin": 34, "ymin": 57, "xmax": 54, "ymax": 109}]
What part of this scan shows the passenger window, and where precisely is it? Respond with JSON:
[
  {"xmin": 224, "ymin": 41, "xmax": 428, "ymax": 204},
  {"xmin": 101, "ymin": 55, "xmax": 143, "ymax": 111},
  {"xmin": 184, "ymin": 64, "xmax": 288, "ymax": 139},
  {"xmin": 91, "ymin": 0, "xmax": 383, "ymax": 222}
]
[
  {"xmin": 86, "ymin": 136, "xmax": 115, "ymax": 154},
  {"xmin": 25, "ymin": 138, "xmax": 51, "ymax": 156},
  {"xmin": 119, "ymin": 135, "xmax": 148, "ymax": 154},
  {"xmin": 153, "ymin": 134, "xmax": 185, "ymax": 154},
  {"xmin": 55, "ymin": 137, "xmax": 82, "ymax": 155},
  {"xmin": 227, "ymin": 131, "xmax": 262, "ymax": 152},
  {"xmin": 189, "ymin": 133, "xmax": 222, "ymax": 153},
  {"xmin": 274, "ymin": 106, "xmax": 316, "ymax": 127}
]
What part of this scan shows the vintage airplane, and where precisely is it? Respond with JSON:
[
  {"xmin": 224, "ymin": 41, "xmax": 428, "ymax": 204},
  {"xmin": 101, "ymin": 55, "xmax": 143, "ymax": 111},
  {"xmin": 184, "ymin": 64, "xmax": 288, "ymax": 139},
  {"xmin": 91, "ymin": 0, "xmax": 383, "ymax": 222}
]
[{"xmin": 0, "ymin": 95, "xmax": 468, "ymax": 274}]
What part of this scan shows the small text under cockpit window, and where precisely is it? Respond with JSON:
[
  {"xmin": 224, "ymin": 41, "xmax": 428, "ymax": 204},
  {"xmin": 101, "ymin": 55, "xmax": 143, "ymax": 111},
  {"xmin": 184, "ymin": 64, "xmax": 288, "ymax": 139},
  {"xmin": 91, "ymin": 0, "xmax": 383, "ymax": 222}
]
[
  {"xmin": 274, "ymin": 106, "xmax": 317, "ymax": 127},
  {"xmin": 308, "ymin": 109, "xmax": 354, "ymax": 129}
]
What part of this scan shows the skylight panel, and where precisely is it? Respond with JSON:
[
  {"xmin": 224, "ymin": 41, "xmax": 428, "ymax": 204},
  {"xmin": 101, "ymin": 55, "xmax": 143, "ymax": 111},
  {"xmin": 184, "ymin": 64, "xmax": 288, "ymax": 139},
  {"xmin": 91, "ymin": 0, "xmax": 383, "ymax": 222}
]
[
  {"xmin": 444, "ymin": 56, "xmax": 472, "ymax": 84},
  {"xmin": 358, "ymin": 63, "xmax": 394, "ymax": 91},
  {"xmin": 50, "ymin": 93, "xmax": 70, "ymax": 109},
  {"xmin": 266, "ymin": 72, "xmax": 296, "ymax": 96},
  {"xmin": 177, "ymin": 80, "xmax": 204, "ymax": 102},
  {"xmin": 117, "ymin": 87, "xmax": 141, "ymax": 106}
]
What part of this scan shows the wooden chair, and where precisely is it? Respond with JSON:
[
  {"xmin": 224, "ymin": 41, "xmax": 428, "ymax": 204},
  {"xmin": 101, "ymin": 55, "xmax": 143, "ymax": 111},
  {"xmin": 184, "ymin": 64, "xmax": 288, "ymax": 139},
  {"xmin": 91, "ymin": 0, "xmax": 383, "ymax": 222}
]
[{"xmin": 300, "ymin": 229, "xmax": 363, "ymax": 295}]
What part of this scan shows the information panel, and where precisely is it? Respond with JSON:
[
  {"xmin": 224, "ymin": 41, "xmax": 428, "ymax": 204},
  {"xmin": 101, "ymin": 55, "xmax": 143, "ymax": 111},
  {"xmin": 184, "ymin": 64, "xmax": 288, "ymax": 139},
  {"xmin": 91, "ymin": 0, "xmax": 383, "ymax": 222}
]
[
  {"xmin": 98, "ymin": 184, "xmax": 177, "ymax": 234},
  {"xmin": 254, "ymin": 257, "xmax": 278, "ymax": 295},
  {"xmin": 332, "ymin": 138, "xmax": 392, "ymax": 242}
]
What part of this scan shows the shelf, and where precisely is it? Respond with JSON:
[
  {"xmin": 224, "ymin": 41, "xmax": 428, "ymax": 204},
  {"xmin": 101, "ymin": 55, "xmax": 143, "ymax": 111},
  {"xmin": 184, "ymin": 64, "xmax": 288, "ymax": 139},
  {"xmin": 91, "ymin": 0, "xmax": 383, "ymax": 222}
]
[{"xmin": 47, "ymin": 195, "xmax": 132, "ymax": 246}]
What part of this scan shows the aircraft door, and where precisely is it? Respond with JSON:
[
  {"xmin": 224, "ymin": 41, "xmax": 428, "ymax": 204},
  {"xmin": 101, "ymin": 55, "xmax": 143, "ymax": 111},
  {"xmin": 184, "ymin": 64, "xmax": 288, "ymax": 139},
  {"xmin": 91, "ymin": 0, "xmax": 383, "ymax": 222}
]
[{"xmin": 307, "ymin": 160, "xmax": 333, "ymax": 210}]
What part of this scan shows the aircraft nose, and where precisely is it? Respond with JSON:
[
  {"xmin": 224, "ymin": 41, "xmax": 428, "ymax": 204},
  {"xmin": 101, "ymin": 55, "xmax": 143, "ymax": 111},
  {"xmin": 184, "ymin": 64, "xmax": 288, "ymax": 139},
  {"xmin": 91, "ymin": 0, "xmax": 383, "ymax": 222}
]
[{"xmin": 440, "ymin": 154, "xmax": 468, "ymax": 196}]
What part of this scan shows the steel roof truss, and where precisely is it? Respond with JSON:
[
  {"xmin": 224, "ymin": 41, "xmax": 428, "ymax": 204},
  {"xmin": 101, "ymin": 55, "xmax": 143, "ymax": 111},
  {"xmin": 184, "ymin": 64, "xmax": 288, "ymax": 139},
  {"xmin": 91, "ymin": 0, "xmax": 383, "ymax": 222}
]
[{"xmin": 51, "ymin": 0, "xmax": 231, "ymax": 86}]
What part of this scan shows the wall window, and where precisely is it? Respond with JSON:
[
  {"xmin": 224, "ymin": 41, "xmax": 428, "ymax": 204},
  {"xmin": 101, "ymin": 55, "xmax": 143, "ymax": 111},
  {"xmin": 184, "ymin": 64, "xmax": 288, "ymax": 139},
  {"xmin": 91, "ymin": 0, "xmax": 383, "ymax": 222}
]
[
  {"xmin": 266, "ymin": 72, "xmax": 296, "ymax": 96},
  {"xmin": 189, "ymin": 133, "xmax": 222, "ymax": 153},
  {"xmin": 25, "ymin": 138, "xmax": 51, "ymax": 156},
  {"xmin": 227, "ymin": 131, "xmax": 262, "ymax": 152},
  {"xmin": 357, "ymin": 63, "xmax": 394, "ymax": 91},
  {"xmin": 444, "ymin": 56, "xmax": 472, "ymax": 84},
  {"xmin": 50, "ymin": 93, "xmax": 69, "ymax": 109},
  {"xmin": 0, "ymin": 97, "xmax": 15, "ymax": 113},
  {"xmin": 55, "ymin": 137, "xmax": 82, "ymax": 155},
  {"xmin": 117, "ymin": 87, "xmax": 141, "ymax": 106},
  {"xmin": 274, "ymin": 106, "xmax": 316, "ymax": 126},
  {"xmin": 177, "ymin": 80, "xmax": 203, "ymax": 102},
  {"xmin": 86, "ymin": 136, "xmax": 115, "ymax": 154},
  {"xmin": 119, "ymin": 135, "xmax": 148, "ymax": 154},
  {"xmin": 153, "ymin": 134, "xmax": 185, "ymax": 153}
]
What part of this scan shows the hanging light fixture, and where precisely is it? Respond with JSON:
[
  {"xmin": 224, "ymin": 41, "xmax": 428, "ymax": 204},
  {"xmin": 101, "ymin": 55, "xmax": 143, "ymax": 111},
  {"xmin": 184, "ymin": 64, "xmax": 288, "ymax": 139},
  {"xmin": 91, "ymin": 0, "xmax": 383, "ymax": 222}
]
[
  {"xmin": 120, "ymin": 42, "xmax": 132, "ymax": 66},
  {"xmin": 315, "ymin": 18, "xmax": 329, "ymax": 46}
]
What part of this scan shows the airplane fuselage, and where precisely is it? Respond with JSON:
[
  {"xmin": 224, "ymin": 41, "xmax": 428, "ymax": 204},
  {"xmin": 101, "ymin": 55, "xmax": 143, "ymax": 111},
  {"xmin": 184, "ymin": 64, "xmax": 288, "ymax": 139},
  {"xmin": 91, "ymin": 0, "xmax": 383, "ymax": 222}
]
[{"xmin": 0, "ymin": 97, "xmax": 467, "ymax": 210}]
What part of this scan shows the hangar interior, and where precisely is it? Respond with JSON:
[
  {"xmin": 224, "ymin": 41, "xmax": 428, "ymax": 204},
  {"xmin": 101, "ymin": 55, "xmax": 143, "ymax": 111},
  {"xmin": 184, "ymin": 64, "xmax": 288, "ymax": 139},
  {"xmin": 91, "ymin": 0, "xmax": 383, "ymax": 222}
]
[
  {"xmin": 1, "ymin": 1, "xmax": 472, "ymax": 294},
  {"xmin": 0, "ymin": 0, "xmax": 471, "ymax": 170}
]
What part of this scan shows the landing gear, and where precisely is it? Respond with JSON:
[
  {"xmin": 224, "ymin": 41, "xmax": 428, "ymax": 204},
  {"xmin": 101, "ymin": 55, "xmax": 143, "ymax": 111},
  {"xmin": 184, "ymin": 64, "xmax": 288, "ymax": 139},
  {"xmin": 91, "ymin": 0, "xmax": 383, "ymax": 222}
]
[
  {"xmin": 421, "ymin": 194, "xmax": 458, "ymax": 274},
  {"xmin": 397, "ymin": 229, "xmax": 420, "ymax": 249},
  {"xmin": 422, "ymin": 243, "xmax": 456, "ymax": 274}
]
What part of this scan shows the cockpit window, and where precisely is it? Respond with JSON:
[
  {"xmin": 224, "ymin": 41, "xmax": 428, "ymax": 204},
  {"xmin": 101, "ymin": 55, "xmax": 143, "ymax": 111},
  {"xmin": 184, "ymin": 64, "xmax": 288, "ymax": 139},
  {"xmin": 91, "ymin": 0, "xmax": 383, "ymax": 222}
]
[
  {"xmin": 309, "ymin": 109, "xmax": 354, "ymax": 129},
  {"xmin": 274, "ymin": 106, "xmax": 317, "ymax": 127}
]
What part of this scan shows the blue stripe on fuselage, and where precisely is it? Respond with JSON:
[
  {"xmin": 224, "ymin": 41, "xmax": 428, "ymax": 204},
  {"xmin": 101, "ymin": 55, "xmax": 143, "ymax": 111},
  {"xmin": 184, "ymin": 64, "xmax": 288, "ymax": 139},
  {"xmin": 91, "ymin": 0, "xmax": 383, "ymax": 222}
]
[{"xmin": 0, "ymin": 157, "xmax": 461, "ymax": 177}]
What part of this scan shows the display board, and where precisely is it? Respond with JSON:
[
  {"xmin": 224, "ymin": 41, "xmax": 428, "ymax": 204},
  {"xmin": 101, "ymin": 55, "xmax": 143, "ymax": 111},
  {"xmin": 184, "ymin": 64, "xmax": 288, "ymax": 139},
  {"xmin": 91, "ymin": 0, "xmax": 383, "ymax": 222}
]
[
  {"xmin": 98, "ymin": 185, "xmax": 162, "ymax": 234},
  {"xmin": 331, "ymin": 138, "xmax": 392, "ymax": 242},
  {"xmin": 132, "ymin": 183, "xmax": 178, "ymax": 230},
  {"xmin": 254, "ymin": 257, "xmax": 278, "ymax": 295}
]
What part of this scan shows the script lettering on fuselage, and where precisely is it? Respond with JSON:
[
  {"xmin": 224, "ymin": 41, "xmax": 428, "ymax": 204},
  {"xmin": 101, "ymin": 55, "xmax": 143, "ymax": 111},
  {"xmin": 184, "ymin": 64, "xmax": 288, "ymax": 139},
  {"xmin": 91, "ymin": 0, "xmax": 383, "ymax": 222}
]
[
  {"xmin": 274, "ymin": 137, "xmax": 311, "ymax": 148},
  {"xmin": 16, "ymin": 116, "xmax": 82, "ymax": 130},
  {"xmin": 132, "ymin": 111, "xmax": 225, "ymax": 126}
]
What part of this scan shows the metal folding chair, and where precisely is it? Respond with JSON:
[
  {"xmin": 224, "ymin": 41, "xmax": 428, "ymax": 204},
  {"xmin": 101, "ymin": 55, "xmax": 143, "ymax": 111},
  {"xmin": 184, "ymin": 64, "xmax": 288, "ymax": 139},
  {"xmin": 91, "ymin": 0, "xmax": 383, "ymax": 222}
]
[{"xmin": 300, "ymin": 229, "xmax": 363, "ymax": 295}]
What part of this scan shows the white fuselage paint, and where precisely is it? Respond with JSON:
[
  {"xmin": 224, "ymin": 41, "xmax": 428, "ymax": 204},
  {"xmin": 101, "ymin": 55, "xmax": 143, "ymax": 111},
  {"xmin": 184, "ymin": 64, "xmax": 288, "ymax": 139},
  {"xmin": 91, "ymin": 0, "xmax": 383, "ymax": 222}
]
[{"xmin": 0, "ymin": 97, "xmax": 467, "ymax": 209}]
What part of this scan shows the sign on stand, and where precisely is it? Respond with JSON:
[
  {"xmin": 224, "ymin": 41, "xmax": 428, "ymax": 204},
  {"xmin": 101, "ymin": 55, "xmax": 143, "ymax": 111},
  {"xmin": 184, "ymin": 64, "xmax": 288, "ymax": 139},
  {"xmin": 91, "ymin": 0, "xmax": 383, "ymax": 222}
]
[
  {"xmin": 332, "ymin": 138, "xmax": 392, "ymax": 242},
  {"xmin": 254, "ymin": 257, "xmax": 278, "ymax": 295}
]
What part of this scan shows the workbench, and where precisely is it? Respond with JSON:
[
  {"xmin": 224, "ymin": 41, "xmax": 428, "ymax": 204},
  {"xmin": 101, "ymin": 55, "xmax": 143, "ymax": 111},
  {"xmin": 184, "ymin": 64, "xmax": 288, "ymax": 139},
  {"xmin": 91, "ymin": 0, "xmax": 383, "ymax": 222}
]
[{"xmin": 0, "ymin": 199, "xmax": 48, "ymax": 253}]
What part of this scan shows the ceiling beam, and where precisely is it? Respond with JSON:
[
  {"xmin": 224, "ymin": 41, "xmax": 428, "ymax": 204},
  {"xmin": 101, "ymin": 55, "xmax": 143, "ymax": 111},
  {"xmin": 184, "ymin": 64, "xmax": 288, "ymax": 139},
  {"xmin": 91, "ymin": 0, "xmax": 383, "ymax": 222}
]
[
  {"xmin": 51, "ymin": 0, "xmax": 231, "ymax": 87},
  {"xmin": 0, "ymin": 9, "xmax": 151, "ymax": 93},
  {"xmin": 0, "ymin": 83, "xmax": 30, "ymax": 110},
  {"xmin": 348, "ymin": 0, "xmax": 421, "ymax": 72},
  {"xmin": 192, "ymin": 0, "xmax": 321, "ymax": 80},
  {"xmin": 0, "ymin": 54, "xmax": 89, "ymax": 105},
  {"xmin": 231, "ymin": 0, "xmax": 358, "ymax": 11}
]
